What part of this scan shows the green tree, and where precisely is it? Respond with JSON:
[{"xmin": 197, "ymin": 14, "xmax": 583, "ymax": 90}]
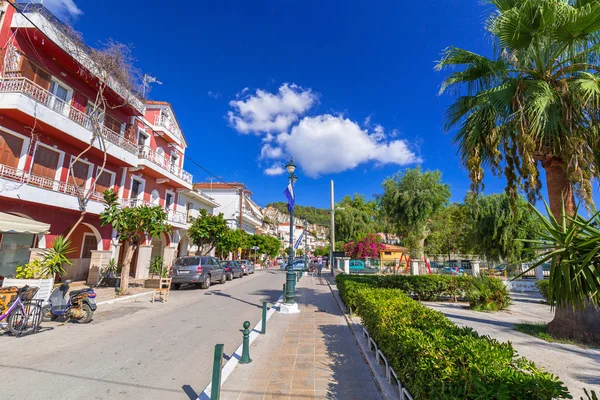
[
  {"xmin": 466, "ymin": 193, "xmax": 542, "ymax": 262},
  {"xmin": 425, "ymin": 203, "xmax": 471, "ymax": 257},
  {"xmin": 437, "ymin": 0, "xmax": 600, "ymax": 221},
  {"xmin": 216, "ymin": 228, "xmax": 242, "ymax": 259},
  {"xmin": 100, "ymin": 190, "xmax": 170, "ymax": 294},
  {"xmin": 380, "ymin": 167, "xmax": 451, "ymax": 257},
  {"xmin": 335, "ymin": 194, "xmax": 378, "ymax": 243},
  {"xmin": 188, "ymin": 209, "xmax": 229, "ymax": 256}
]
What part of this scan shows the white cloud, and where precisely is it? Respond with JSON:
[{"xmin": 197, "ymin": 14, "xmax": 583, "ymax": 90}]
[
  {"xmin": 207, "ymin": 91, "xmax": 221, "ymax": 99},
  {"xmin": 43, "ymin": 0, "xmax": 83, "ymax": 17},
  {"xmin": 264, "ymin": 163, "xmax": 285, "ymax": 176},
  {"xmin": 371, "ymin": 124, "xmax": 386, "ymax": 142},
  {"xmin": 278, "ymin": 115, "xmax": 420, "ymax": 177},
  {"xmin": 227, "ymin": 83, "xmax": 317, "ymax": 134},
  {"xmin": 260, "ymin": 144, "xmax": 284, "ymax": 159}
]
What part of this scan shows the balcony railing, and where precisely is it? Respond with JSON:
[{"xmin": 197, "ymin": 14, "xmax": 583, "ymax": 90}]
[
  {"xmin": 0, "ymin": 164, "xmax": 105, "ymax": 203},
  {"xmin": 154, "ymin": 114, "xmax": 182, "ymax": 141},
  {"xmin": 138, "ymin": 145, "xmax": 192, "ymax": 184},
  {"xmin": 0, "ymin": 77, "xmax": 139, "ymax": 155},
  {"xmin": 119, "ymin": 198, "xmax": 187, "ymax": 225}
]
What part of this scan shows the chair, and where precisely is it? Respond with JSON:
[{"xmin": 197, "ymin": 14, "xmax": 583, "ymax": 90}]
[{"xmin": 151, "ymin": 277, "xmax": 171, "ymax": 303}]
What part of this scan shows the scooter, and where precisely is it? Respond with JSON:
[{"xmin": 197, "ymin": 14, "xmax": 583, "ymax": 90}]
[{"xmin": 42, "ymin": 281, "xmax": 97, "ymax": 323}]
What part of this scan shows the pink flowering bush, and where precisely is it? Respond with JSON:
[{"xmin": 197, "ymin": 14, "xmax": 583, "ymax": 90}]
[{"xmin": 343, "ymin": 234, "xmax": 385, "ymax": 259}]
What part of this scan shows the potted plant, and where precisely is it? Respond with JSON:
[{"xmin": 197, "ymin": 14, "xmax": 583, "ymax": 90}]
[
  {"xmin": 144, "ymin": 256, "xmax": 166, "ymax": 288},
  {"xmin": 98, "ymin": 259, "xmax": 121, "ymax": 287}
]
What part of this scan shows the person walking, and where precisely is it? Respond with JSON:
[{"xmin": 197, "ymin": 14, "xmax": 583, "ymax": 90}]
[{"xmin": 317, "ymin": 256, "xmax": 323, "ymax": 276}]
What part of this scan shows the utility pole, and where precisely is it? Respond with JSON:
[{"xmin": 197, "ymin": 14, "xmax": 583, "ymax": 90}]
[
  {"xmin": 304, "ymin": 220, "xmax": 308, "ymax": 267},
  {"xmin": 330, "ymin": 180, "xmax": 335, "ymax": 274}
]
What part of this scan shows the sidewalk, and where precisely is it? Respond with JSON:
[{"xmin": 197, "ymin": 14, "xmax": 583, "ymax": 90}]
[{"xmin": 220, "ymin": 273, "xmax": 383, "ymax": 400}]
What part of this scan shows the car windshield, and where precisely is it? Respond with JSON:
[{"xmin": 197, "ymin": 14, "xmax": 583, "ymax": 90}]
[{"xmin": 174, "ymin": 256, "xmax": 211, "ymax": 266}]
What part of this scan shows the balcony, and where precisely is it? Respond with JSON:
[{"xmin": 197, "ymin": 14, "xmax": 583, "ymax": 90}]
[
  {"xmin": 154, "ymin": 114, "xmax": 182, "ymax": 143},
  {"xmin": 119, "ymin": 198, "xmax": 188, "ymax": 227},
  {"xmin": 0, "ymin": 77, "xmax": 139, "ymax": 163},
  {"xmin": 138, "ymin": 145, "xmax": 193, "ymax": 186},
  {"xmin": 0, "ymin": 164, "xmax": 106, "ymax": 215},
  {"xmin": 242, "ymin": 207, "xmax": 263, "ymax": 228}
]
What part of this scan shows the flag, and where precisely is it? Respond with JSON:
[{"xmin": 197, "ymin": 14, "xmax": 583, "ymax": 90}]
[
  {"xmin": 284, "ymin": 182, "xmax": 295, "ymax": 213},
  {"xmin": 294, "ymin": 230, "xmax": 304, "ymax": 249}
]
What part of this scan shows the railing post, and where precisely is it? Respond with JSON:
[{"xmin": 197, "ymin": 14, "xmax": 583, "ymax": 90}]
[
  {"xmin": 240, "ymin": 321, "xmax": 252, "ymax": 364},
  {"xmin": 261, "ymin": 302, "xmax": 267, "ymax": 334},
  {"xmin": 211, "ymin": 343, "xmax": 224, "ymax": 400}
]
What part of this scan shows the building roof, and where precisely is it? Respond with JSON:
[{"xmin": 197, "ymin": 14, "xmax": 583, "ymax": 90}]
[
  {"xmin": 145, "ymin": 100, "xmax": 171, "ymax": 106},
  {"xmin": 194, "ymin": 182, "xmax": 253, "ymax": 195},
  {"xmin": 381, "ymin": 244, "xmax": 407, "ymax": 252}
]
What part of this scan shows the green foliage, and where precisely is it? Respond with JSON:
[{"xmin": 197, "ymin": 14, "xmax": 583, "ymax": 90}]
[
  {"xmin": 100, "ymin": 258, "xmax": 121, "ymax": 278},
  {"xmin": 438, "ymin": 0, "xmax": 600, "ymax": 207},
  {"xmin": 188, "ymin": 209, "xmax": 229, "ymax": 255},
  {"xmin": 582, "ymin": 389, "xmax": 598, "ymax": 400},
  {"xmin": 336, "ymin": 275, "xmax": 570, "ymax": 399},
  {"xmin": 468, "ymin": 275, "xmax": 512, "ymax": 311},
  {"xmin": 250, "ymin": 234, "xmax": 281, "ymax": 258},
  {"xmin": 380, "ymin": 167, "xmax": 451, "ymax": 257},
  {"xmin": 466, "ymin": 193, "xmax": 543, "ymax": 262},
  {"xmin": 425, "ymin": 203, "xmax": 471, "ymax": 255},
  {"xmin": 42, "ymin": 235, "xmax": 72, "ymax": 278},
  {"xmin": 335, "ymin": 194, "xmax": 380, "ymax": 243},
  {"xmin": 266, "ymin": 202, "xmax": 330, "ymax": 226},
  {"xmin": 15, "ymin": 260, "xmax": 44, "ymax": 279},
  {"xmin": 150, "ymin": 256, "xmax": 166, "ymax": 278},
  {"xmin": 514, "ymin": 323, "xmax": 583, "ymax": 348},
  {"xmin": 520, "ymin": 203, "xmax": 600, "ymax": 311},
  {"xmin": 536, "ymin": 280, "xmax": 550, "ymax": 303}
]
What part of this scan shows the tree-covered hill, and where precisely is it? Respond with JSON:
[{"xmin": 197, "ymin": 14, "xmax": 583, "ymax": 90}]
[{"xmin": 265, "ymin": 202, "xmax": 330, "ymax": 227}]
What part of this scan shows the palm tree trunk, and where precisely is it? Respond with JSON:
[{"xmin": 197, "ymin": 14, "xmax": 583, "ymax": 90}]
[
  {"xmin": 541, "ymin": 157, "xmax": 575, "ymax": 220},
  {"xmin": 542, "ymin": 157, "xmax": 600, "ymax": 345}
]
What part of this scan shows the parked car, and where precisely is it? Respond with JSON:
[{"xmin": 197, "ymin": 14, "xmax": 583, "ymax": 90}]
[
  {"xmin": 238, "ymin": 259, "xmax": 255, "ymax": 275},
  {"xmin": 292, "ymin": 259, "xmax": 305, "ymax": 271},
  {"xmin": 349, "ymin": 260, "xmax": 365, "ymax": 270},
  {"xmin": 276, "ymin": 257, "xmax": 285, "ymax": 265},
  {"xmin": 169, "ymin": 256, "xmax": 227, "ymax": 289},
  {"xmin": 221, "ymin": 260, "xmax": 244, "ymax": 280}
]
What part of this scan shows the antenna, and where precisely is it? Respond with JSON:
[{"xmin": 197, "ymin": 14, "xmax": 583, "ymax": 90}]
[
  {"xmin": 142, "ymin": 74, "xmax": 162, "ymax": 98},
  {"xmin": 207, "ymin": 176, "xmax": 222, "ymax": 191}
]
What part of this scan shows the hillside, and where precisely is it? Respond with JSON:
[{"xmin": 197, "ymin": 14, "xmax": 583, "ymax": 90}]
[{"xmin": 265, "ymin": 202, "xmax": 330, "ymax": 227}]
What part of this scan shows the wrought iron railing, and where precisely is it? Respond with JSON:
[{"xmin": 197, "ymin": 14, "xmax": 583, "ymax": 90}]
[
  {"xmin": 153, "ymin": 114, "xmax": 182, "ymax": 140},
  {"xmin": 0, "ymin": 164, "xmax": 104, "ymax": 202},
  {"xmin": 137, "ymin": 145, "xmax": 192, "ymax": 184},
  {"xmin": 0, "ymin": 77, "xmax": 139, "ymax": 155}
]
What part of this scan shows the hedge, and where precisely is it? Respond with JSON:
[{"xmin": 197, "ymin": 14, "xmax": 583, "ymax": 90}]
[
  {"xmin": 336, "ymin": 275, "xmax": 570, "ymax": 399},
  {"xmin": 536, "ymin": 280, "xmax": 550, "ymax": 303}
]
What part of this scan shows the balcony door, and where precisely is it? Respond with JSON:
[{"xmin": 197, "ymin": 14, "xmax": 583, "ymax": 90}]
[
  {"xmin": 49, "ymin": 80, "xmax": 71, "ymax": 116},
  {"xmin": 68, "ymin": 160, "xmax": 91, "ymax": 190},
  {"xmin": 95, "ymin": 170, "xmax": 115, "ymax": 194},
  {"xmin": 165, "ymin": 191, "xmax": 174, "ymax": 210},
  {"xmin": 31, "ymin": 146, "xmax": 61, "ymax": 189},
  {"xmin": 0, "ymin": 131, "xmax": 23, "ymax": 169}
]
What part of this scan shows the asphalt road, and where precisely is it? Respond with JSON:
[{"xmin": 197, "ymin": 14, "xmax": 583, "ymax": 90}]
[{"xmin": 0, "ymin": 269, "xmax": 285, "ymax": 400}]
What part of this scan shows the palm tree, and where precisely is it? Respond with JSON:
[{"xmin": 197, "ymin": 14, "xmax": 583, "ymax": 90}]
[
  {"xmin": 438, "ymin": 0, "xmax": 600, "ymax": 220},
  {"xmin": 438, "ymin": 0, "xmax": 600, "ymax": 342}
]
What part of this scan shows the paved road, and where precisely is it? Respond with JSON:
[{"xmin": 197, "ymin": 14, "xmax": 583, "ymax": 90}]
[{"xmin": 0, "ymin": 269, "xmax": 285, "ymax": 400}]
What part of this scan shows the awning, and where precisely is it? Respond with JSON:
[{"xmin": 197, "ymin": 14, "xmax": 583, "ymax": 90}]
[{"xmin": 0, "ymin": 212, "xmax": 50, "ymax": 234}]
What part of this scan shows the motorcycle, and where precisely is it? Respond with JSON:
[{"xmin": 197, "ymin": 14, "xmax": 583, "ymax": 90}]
[{"xmin": 42, "ymin": 281, "xmax": 97, "ymax": 323}]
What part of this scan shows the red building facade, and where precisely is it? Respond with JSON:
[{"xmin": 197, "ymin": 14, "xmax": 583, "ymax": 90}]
[{"xmin": 0, "ymin": 2, "xmax": 192, "ymax": 282}]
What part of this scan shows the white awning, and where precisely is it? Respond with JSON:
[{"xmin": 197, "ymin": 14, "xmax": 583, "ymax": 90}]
[{"xmin": 0, "ymin": 212, "xmax": 50, "ymax": 234}]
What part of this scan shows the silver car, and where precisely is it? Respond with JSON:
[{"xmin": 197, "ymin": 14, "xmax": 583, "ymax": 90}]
[
  {"xmin": 169, "ymin": 256, "xmax": 227, "ymax": 290},
  {"xmin": 238, "ymin": 259, "xmax": 255, "ymax": 275}
]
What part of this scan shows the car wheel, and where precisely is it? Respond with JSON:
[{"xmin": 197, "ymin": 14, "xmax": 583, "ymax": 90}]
[
  {"xmin": 239, "ymin": 271, "xmax": 243, "ymax": 278},
  {"xmin": 226, "ymin": 272, "xmax": 233, "ymax": 281},
  {"xmin": 220, "ymin": 273, "xmax": 227, "ymax": 284},
  {"xmin": 201, "ymin": 275, "xmax": 211, "ymax": 289},
  {"xmin": 172, "ymin": 283, "xmax": 181, "ymax": 290}
]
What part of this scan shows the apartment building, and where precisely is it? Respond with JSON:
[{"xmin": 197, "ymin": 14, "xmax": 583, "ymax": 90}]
[
  {"xmin": 0, "ymin": 3, "xmax": 195, "ymax": 281},
  {"xmin": 194, "ymin": 182, "xmax": 263, "ymax": 234}
]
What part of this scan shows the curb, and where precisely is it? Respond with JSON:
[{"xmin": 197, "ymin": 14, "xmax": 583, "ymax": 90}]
[
  {"xmin": 325, "ymin": 277, "xmax": 399, "ymax": 400},
  {"xmin": 96, "ymin": 291, "xmax": 154, "ymax": 306},
  {"xmin": 198, "ymin": 294, "xmax": 284, "ymax": 400}
]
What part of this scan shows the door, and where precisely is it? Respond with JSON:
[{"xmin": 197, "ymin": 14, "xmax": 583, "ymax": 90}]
[
  {"xmin": 0, "ymin": 131, "xmax": 23, "ymax": 169},
  {"xmin": 165, "ymin": 192, "xmax": 174, "ymax": 210},
  {"xmin": 31, "ymin": 146, "xmax": 60, "ymax": 188},
  {"xmin": 49, "ymin": 80, "xmax": 69, "ymax": 115},
  {"xmin": 130, "ymin": 179, "xmax": 142, "ymax": 201},
  {"xmin": 68, "ymin": 160, "xmax": 90, "ymax": 189},
  {"xmin": 95, "ymin": 170, "xmax": 113, "ymax": 194},
  {"xmin": 81, "ymin": 234, "xmax": 97, "ymax": 259},
  {"xmin": 211, "ymin": 257, "xmax": 223, "ymax": 280}
]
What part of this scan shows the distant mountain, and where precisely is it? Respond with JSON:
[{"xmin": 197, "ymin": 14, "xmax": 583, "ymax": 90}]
[{"xmin": 265, "ymin": 202, "xmax": 330, "ymax": 228}]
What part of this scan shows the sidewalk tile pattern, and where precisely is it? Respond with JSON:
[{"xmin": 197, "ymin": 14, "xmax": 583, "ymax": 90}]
[{"xmin": 220, "ymin": 274, "xmax": 383, "ymax": 400}]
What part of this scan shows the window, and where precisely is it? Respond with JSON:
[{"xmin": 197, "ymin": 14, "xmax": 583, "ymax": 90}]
[
  {"xmin": 95, "ymin": 169, "xmax": 115, "ymax": 193},
  {"xmin": 165, "ymin": 192, "xmax": 174, "ymax": 209},
  {"xmin": 68, "ymin": 159, "xmax": 91, "ymax": 189},
  {"xmin": 31, "ymin": 146, "xmax": 60, "ymax": 183},
  {"xmin": 49, "ymin": 79, "xmax": 71, "ymax": 115},
  {"xmin": 150, "ymin": 190, "xmax": 160, "ymax": 205},
  {"xmin": 0, "ymin": 130, "xmax": 24, "ymax": 168},
  {"xmin": 384, "ymin": 252, "xmax": 392, "ymax": 256},
  {"xmin": 19, "ymin": 57, "xmax": 51, "ymax": 90},
  {"xmin": 130, "ymin": 179, "xmax": 142, "ymax": 199},
  {"xmin": 104, "ymin": 114, "xmax": 124, "ymax": 135},
  {"xmin": 137, "ymin": 129, "xmax": 149, "ymax": 147}
]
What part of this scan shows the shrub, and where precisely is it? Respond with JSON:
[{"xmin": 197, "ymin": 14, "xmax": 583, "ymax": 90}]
[
  {"xmin": 469, "ymin": 275, "xmax": 511, "ymax": 311},
  {"xmin": 336, "ymin": 275, "xmax": 570, "ymax": 399},
  {"xmin": 15, "ymin": 260, "xmax": 44, "ymax": 279},
  {"xmin": 536, "ymin": 279, "xmax": 550, "ymax": 303}
]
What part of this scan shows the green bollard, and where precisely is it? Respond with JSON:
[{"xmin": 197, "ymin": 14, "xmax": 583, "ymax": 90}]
[
  {"xmin": 240, "ymin": 321, "xmax": 252, "ymax": 364},
  {"xmin": 261, "ymin": 302, "xmax": 267, "ymax": 334},
  {"xmin": 211, "ymin": 343, "xmax": 224, "ymax": 400}
]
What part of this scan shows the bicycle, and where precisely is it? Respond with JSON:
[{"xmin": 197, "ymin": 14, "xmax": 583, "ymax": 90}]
[{"xmin": 0, "ymin": 286, "xmax": 43, "ymax": 337}]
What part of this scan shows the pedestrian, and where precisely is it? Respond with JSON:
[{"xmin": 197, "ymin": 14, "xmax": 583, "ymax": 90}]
[{"xmin": 317, "ymin": 256, "xmax": 323, "ymax": 276}]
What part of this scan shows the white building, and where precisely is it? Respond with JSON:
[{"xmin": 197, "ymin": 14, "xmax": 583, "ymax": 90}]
[
  {"xmin": 194, "ymin": 182, "xmax": 263, "ymax": 234},
  {"xmin": 176, "ymin": 189, "xmax": 220, "ymax": 256}
]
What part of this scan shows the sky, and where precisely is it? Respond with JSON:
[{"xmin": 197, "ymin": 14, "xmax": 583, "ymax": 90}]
[{"xmin": 43, "ymin": 0, "xmax": 599, "ymax": 210}]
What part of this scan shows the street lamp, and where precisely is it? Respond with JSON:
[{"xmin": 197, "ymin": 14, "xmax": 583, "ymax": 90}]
[{"xmin": 284, "ymin": 158, "xmax": 298, "ymax": 308}]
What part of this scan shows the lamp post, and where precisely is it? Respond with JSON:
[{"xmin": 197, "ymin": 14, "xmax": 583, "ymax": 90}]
[{"xmin": 285, "ymin": 158, "xmax": 298, "ymax": 306}]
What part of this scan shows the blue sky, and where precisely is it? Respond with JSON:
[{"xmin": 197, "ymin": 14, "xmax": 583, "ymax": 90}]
[{"xmin": 46, "ymin": 0, "xmax": 597, "ymax": 209}]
